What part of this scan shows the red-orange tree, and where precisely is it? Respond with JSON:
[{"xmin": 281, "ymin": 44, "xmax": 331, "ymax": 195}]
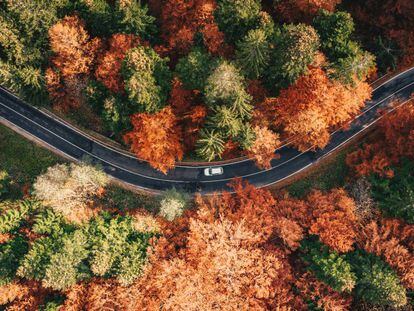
[
  {"xmin": 347, "ymin": 0, "xmax": 414, "ymax": 68},
  {"xmin": 347, "ymin": 99, "xmax": 414, "ymax": 177},
  {"xmin": 274, "ymin": 0, "xmax": 342, "ymax": 22},
  {"xmin": 169, "ymin": 78, "xmax": 207, "ymax": 152},
  {"xmin": 150, "ymin": 0, "xmax": 228, "ymax": 59},
  {"xmin": 46, "ymin": 15, "xmax": 101, "ymax": 111},
  {"xmin": 124, "ymin": 106, "xmax": 184, "ymax": 173},
  {"xmin": 95, "ymin": 34, "xmax": 141, "ymax": 94},
  {"xmin": 357, "ymin": 219, "xmax": 414, "ymax": 290},
  {"xmin": 306, "ymin": 189, "xmax": 358, "ymax": 253},
  {"xmin": 266, "ymin": 67, "xmax": 371, "ymax": 151}
]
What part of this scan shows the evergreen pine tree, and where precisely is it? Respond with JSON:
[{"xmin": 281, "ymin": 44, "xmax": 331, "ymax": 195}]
[
  {"xmin": 348, "ymin": 250, "xmax": 407, "ymax": 308},
  {"xmin": 236, "ymin": 29, "xmax": 271, "ymax": 79},
  {"xmin": 196, "ymin": 129, "xmax": 226, "ymax": 161},
  {"xmin": 300, "ymin": 237, "xmax": 356, "ymax": 292}
]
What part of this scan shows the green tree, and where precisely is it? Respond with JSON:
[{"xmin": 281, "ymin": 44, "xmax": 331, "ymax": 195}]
[
  {"xmin": 175, "ymin": 48, "xmax": 217, "ymax": 91},
  {"xmin": 266, "ymin": 24, "xmax": 320, "ymax": 93},
  {"xmin": 300, "ymin": 237, "xmax": 356, "ymax": 292},
  {"xmin": 371, "ymin": 36, "xmax": 400, "ymax": 73},
  {"xmin": 236, "ymin": 28, "xmax": 271, "ymax": 79},
  {"xmin": 114, "ymin": 0, "xmax": 156, "ymax": 39},
  {"xmin": 101, "ymin": 95, "xmax": 130, "ymax": 135},
  {"xmin": 207, "ymin": 106, "xmax": 243, "ymax": 138},
  {"xmin": 0, "ymin": 200, "xmax": 39, "ymax": 234},
  {"xmin": 17, "ymin": 237, "xmax": 63, "ymax": 282},
  {"xmin": 214, "ymin": 0, "xmax": 262, "ymax": 43},
  {"xmin": 66, "ymin": 0, "xmax": 115, "ymax": 37},
  {"xmin": 158, "ymin": 188, "xmax": 190, "ymax": 221},
  {"xmin": 313, "ymin": 10, "xmax": 375, "ymax": 84},
  {"xmin": 87, "ymin": 215, "xmax": 152, "ymax": 285},
  {"xmin": 0, "ymin": 171, "xmax": 10, "ymax": 198},
  {"xmin": 42, "ymin": 230, "xmax": 90, "ymax": 290},
  {"xmin": 314, "ymin": 10, "xmax": 355, "ymax": 60},
  {"xmin": 348, "ymin": 250, "xmax": 407, "ymax": 308},
  {"xmin": 0, "ymin": 236, "xmax": 28, "ymax": 285},
  {"xmin": 370, "ymin": 160, "xmax": 414, "ymax": 224},
  {"xmin": 330, "ymin": 49, "xmax": 376, "ymax": 84},
  {"xmin": 257, "ymin": 11, "xmax": 275, "ymax": 38},
  {"xmin": 204, "ymin": 60, "xmax": 253, "ymax": 118},
  {"xmin": 1, "ymin": 0, "xmax": 69, "ymax": 64},
  {"xmin": 122, "ymin": 46, "xmax": 172, "ymax": 113},
  {"xmin": 0, "ymin": 0, "xmax": 68, "ymax": 104},
  {"xmin": 235, "ymin": 123, "xmax": 256, "ymax": 150},
  {"xmin": 196, "ymin": 129, "xmax": 226, "ymax": 161},
  {"xmin": 32, "ymin": 208, "xmax": 71, "ymax": 236},
  {"xmin": 67, "ymin": 0, "xmax": 155, "ymax": 38},
  {"xmin": 0, "ymin": 61, "xmax": 48, "ymax": 105}
]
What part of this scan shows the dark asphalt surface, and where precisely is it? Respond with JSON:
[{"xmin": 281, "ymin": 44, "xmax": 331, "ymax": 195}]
[{"xmin": 1, "ymin": 67, "xmax": 414, "ymax": 194}]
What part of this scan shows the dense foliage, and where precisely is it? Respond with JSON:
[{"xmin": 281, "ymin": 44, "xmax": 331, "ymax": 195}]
[
  {"xmin": 0, "ymin": 0, "xmax": 380, "ymax": 172},
  {"xmin": 1, "ymin": 158, "xmax": 413, "ymax": 309}
]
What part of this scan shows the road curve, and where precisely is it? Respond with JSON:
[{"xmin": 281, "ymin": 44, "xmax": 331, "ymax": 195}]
[{"xmin": 1, "ymin": 67, "xmax": 414, "ymax": 194}]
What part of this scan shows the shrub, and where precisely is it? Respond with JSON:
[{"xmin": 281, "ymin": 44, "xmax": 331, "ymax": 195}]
[
  {"xmin": 0, "ymin": 236, "xmax": 28, "ymax": 285},
  {"xmin": 33, "ymin": 163, "xmax": 109, "ymax": 224},
  {"xmin": 158, "ymin": 188, "xmax": 190, "ymax": 221}
]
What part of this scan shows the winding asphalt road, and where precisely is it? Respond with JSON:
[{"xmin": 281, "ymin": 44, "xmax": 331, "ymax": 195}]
[{"xmin": 1, "ymin": 67, "xmax": 414, "ymax": 194}]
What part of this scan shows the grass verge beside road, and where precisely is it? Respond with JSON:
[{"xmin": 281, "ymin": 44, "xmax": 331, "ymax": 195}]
[{"xmin": 0, "ymin": 124, "xmax": 157, "ymax": 209}]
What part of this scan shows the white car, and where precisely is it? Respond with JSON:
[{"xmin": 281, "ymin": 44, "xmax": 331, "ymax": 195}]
[{"xmin": 204, "ymin": 167, "xmax": 224, "ymax": 176}]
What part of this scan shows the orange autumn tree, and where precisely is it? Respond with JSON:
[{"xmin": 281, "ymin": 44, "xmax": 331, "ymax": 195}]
[
  {"xmin": 267, "ymin": 67, "xmax": 371, "ymax": 151},
  {"xmin": 306, "ymin": 189, "xmax": 358, "ymax": 253},
  {"xmin": 140, "ymin": 217, "xmax": 294, "ymax": 310},
  {"xmin": 347, "ymin": 99, "xmax": 414, "ymax": 177},
  {"xmin": 59, "ymin": 217, "xmax": 296, "ymax": 310},
  {"xmin": 246, "ymin": 125, "xmax": 281, "ymax": 169},
  {"xmin": 275, "ymin": 188, "xmax": 358, "ymax": 253},
  {"xmin": 124, "ymin": 106, "xmax": 184, "ymax": 173},
  {"xmin": 95, "ymin": 34, "xmax": 141, "ymax": 93},
  {"xmin": 48, "ymin": 15, "xmax": 101, "ymax": 77},
  {"xmin": 46, "ymin": 15, "xmax": 101, "ymax": 111}
]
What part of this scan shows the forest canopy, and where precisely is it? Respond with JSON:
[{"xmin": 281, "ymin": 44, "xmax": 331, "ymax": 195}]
[{"xmin": 0, "ymin": 0, "xmax": 401, "ymax": 172}]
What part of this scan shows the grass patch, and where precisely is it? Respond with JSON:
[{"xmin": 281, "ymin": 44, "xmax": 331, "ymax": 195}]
[
  {"xmin": 287, "ymin": 151, "xmax": 350, "ymax": 198},
  {"xmin": 0, "ymin": 124, "xmax": 158, "ymax": 210},
  {"xmin": 0, "ymin": 124, "xmax": 62, "ymax": 197}
]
